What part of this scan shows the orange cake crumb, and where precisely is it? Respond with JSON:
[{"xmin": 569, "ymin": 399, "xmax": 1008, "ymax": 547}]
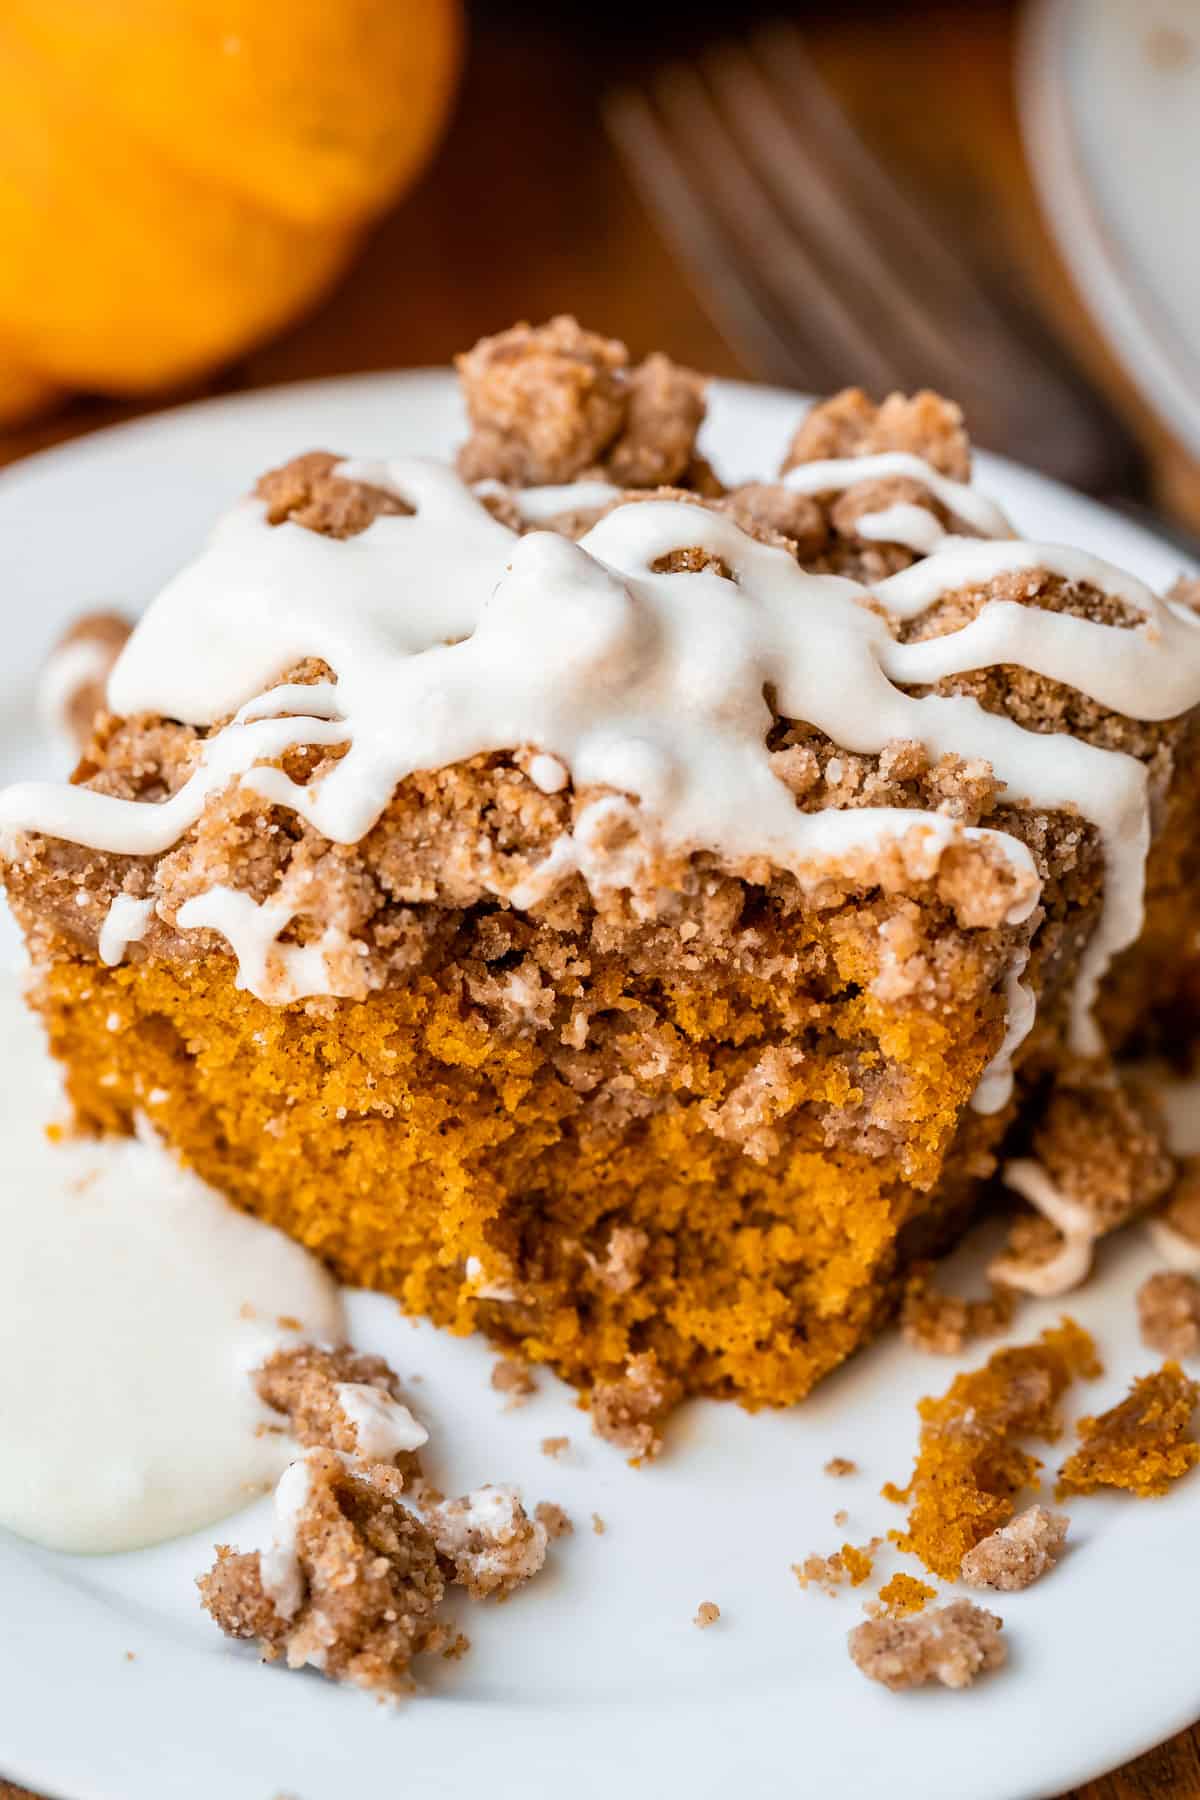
[
  {"xmin": 959, "ymin": 1504, "xmax": 1069, "ymax": 1591},
  {"xmin": 848, "ymin": 1600, "xmax": 1005, "ymax": 1691},
  {"xmin": 693, "ymin": 1601, "xmax": 721, "ymax": 1629},
  {"xmin": 824, "ymin": 1457, "xmax": 857, "ymax": 1478},
  {"xmin": 874, "ymin": 1573, "xmax": 936, "ymax": 1618},
  {"xmin": 540, "ymin": 1435, "xmax": 569, "ymax": 1459},
  {"xmin": 1138, "ymin": 1271, "xmax": 1200, "ymax": 1359},
  {"xmin": 591, "ymin": 1513, "xmax": 606, "ymax": 1535},
  {"xmin": 833, "ymin": 1509, "xmax": 849, "ymax": 1528},
  {"xmin": 793, "ymin": 1539, "xmax": 881, "ymax": 1594},
  {"xmin": 884, "ymin": 1320, "xmax": 1099, "ymax": 1579},
  {"xmin": 1056, "ymin": 1362, "xmax": 1200, "ymax": 1499}
]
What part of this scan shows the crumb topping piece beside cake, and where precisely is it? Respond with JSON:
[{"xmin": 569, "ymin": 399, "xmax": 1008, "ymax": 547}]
[{"xmin": 848, "ymin": 1600, "xmax": 1006, "ymax": 1691}]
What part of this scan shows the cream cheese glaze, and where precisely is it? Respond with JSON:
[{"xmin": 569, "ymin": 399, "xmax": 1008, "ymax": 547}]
[
  {"xmin": 0, "ymin": 969, "xmax": 344, "ymax": 1553},
  {"xmin": 3, "ymin": 453, "xmax": 1199, "ymax": 1108}
]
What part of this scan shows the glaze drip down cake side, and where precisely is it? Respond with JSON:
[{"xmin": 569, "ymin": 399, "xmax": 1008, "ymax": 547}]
[{"xmin": 4, "ymin": 316, "xmax": 1200, "ymax": 1435}]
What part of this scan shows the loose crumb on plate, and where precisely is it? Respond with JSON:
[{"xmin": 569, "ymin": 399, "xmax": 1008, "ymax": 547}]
[
  {"xmin": 693, "ymin": 1601, "xmax": 721, "ymax": 1630},
  {"xmin": 900, "ymin": 1264, "xmax": 1016, "ymax": 1356},
  {"xmin": 426, "ymin": 1485, "xmax": 550, "ymax": 1599},
  {"xmin": 534, "ymin": 1500, "xmax": 573, "ymax": 1539},
  {"xmin": 1138, "ymin": 1271, "xmax": 1200, "ymax": 1359},
  {"xmin": 540, "ymin": 1435, "xmax": 569, "ymax": 1459},
  {"xmin": 793, "ymin": 1539, "xmax": 881, "ymax": 1594},
  {"xmin": 848, "ymin": 1600, "xmax": 1006, "ymax": 1691},
  {"xmin": 872, "ymin": 1573, "xmax": 936, "ymax": 1619},
  {"xmin": 959, "ymin": 1504, "xmax": 1069, "ymax": 1591},
  {"xmin": 833, "ymin": 1509, "xmax": 849, "ymax": 1528},
  {"xmin": 824, "ymin": 1456, "xmax": 857, "ymax": 1478},
  {"xmin": 1056, "ymin": 1362, "xmax": 1200, "ymax": 1498},
  {"xmin": 197, "ymin": 1449, "xmax": 449, "ymax": 1698},
  {"xmin": 591, "ymin": 1512, "xmax": 607, "ymax": 1535},
  {"xmin": 491, "ymin": 1356, "xmax": 538, "ymax": 1407}
]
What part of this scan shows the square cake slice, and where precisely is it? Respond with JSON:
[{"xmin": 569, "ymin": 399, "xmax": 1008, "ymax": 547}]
[{"xmin": 4, "ymin": 317, "xmax": 1200, "ymax": 1427}]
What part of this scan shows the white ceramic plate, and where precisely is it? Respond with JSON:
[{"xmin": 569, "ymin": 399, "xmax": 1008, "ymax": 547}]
[
  {"xmin": 1021, "ymin": 0, "xmax": 1200, "ymax": 458},
  {"xmin": 1, "ymin": 373, "xmax": 1198, "ymax": 1800}
]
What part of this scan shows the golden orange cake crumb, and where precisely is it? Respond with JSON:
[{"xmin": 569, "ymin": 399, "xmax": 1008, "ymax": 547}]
[
  {"xmin": 693, "ymin": 1601, "xmax": 721, "ymax": 1629},
  {"xmin": 848, "ymin": 1600, "xmax": 1005, "ymax": 1691},
  {"xmin": 1056, "ymin": 1362, "xmax": 1200, "ymax": 1499},
  {"xmin": 884, "ymin": 1320, "xmax": 1099, "ymax": 1579},
  {"xmin": 540, "ymin": 1435, "xmax": 569, "ymax": 1459},
  {"xmin": 591, "ymin": 1513, "xmax": 606, "ymax": 1535},
  {"xmin": 873, "ymin": 1573, "xmax": 937, "ymax": 1618}
]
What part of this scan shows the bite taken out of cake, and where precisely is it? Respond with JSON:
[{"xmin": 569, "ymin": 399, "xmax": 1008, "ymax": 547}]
[{"xmin": 4, "ymin": 316, "xmax": 1200, "ymax": 1437}]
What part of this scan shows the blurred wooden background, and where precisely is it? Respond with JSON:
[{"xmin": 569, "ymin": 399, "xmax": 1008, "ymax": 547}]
[{"xmin": 2, "ymin": 3, "xmax": 1197, "ymax": 1797}]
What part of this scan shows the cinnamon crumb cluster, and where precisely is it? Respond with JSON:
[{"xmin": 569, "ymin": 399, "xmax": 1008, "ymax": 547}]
[
  {"xmin": 1138, "ymin": 1271, "xmax": 1200, "ymax": 1358},
  {"xmin": 848, "ymin": 1600, "xmax": 1006, "ymax": 1692},
  {"xmin": 900, "ymin": 1264, "xmax": 1016, "ymax": 1356},
  {"xmin": 198, "ymin": 1342, "xmax": 558, "ymax": 1696},
  {"xmin": 959, "ymin": 1505, "xmax": 1069, "ymax": 1592}
]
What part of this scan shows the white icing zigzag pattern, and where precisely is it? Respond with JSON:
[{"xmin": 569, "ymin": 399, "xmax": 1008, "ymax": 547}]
[{"xmin": 3, "ymin": 453, "xmax": 1199, "ymax": 1116}]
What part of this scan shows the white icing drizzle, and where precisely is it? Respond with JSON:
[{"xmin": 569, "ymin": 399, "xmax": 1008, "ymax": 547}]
[
  {"xmin": 1148, "ymin": 1216, "xmax": 1200, "ymax": 1274},
  {"xmin": 174, "ymin": 885, "xmax": 360, "ymax": 1005},
  {"xmin": 259, "ymin": 1454, "xmax": 314, "ymax": 1621},
  {"xmin": 97, "ymin": 894, "xmax": 154, "ymax": 967},
  {"xmin": 990, "ymin": 1157, "xmax": 1097, "ymax": 1297},
  {"xmin": 334, "ymin": 1383, "xmax": 428, "ymax": 1459},
  {"xmin": 781, "ymin": 451, "xmax": 1013, "ymax": 541},
  {"xmin": 972, "ymin": 950, "xmax": 1037, "ymax": 1116},
  {"xmin": 37, "ymin": 636, "xmax": 112, "ymax": 742},
  {"xmin": 3, "ymin": 453, "xmax": 1198, "ymax": 1095},
  {"xmin": 856, "ymin": 502, "xmax": 949, "ymax": 555}
]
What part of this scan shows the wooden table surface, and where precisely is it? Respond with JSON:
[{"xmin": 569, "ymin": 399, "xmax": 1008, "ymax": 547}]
[{"xmin": 2, "ymin": 4, "xmax": 1196, "ymax": 1796}]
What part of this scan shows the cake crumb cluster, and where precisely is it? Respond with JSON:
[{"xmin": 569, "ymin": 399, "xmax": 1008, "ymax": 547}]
[
  {"xmin": 900, "ymin": 1265, "xmax": 1016, "ymax": 1356},
  {"xmin": 199, "ymin": 1341, "xmax": 553, "ymax": 1693},
  {"xmin": 823, "ymin": 1457, "xmax": 858, "ymax": 1479},
  {"xmin": 198, "ymin": 1448, "xmax": 449, "ymax": 1697},
  {"xmin": 848, "ymin": 1600, "xmax": 1006, "ymax": 1692},
  {"xmin": 793, "ymin": 1539, "xmax": 882, "ymax": 1595},
  {"xmin": 491, "ymin": 1356, "xmax": 537, "ymax": 1408},
  {"xmin": 883, "ymin": 1320, "xmax": 1099, "ymax": 1579},
  {"xmin": 1056, "ymin": 1362, "xmax": 1200, "ymax": 1499},
  {"xmin": 959, "ymin": 1504, "xmax": 1069, "ymax": 1592},
  {"xmin": 1138, "ymin": 1271, "xmax": 1200, "ymax": 1359}
]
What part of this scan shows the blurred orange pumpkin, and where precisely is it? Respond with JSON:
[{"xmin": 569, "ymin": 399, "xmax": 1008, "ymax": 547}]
[{"xmin": 0, "ymin": 0, "xmax": 463, "ymax": 424}]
